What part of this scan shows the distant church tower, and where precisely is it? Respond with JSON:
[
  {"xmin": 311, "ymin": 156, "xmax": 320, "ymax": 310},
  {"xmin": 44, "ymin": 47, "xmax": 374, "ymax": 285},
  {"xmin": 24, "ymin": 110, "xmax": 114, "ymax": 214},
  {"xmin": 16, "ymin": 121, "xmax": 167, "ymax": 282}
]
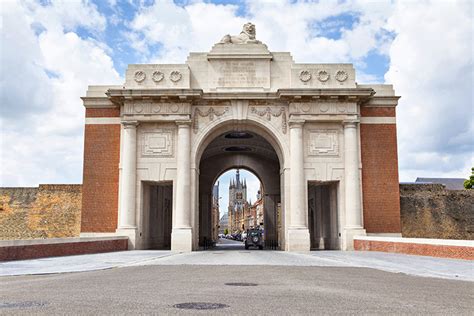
[
  {"xmin": 228, "ymin": 169, "xmax": 247, "ymax": 210},
  {"xmin": 228, "ymin": 170, "xmax": 248, "ymax": 231}
]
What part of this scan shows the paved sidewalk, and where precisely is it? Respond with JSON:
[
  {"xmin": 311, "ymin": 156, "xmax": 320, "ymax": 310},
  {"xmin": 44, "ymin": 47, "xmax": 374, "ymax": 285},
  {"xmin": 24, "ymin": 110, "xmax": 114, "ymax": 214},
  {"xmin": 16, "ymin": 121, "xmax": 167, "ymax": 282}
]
[{"xmin": 1, "ymin": 249, "xmax": 472, "ymax": 281}]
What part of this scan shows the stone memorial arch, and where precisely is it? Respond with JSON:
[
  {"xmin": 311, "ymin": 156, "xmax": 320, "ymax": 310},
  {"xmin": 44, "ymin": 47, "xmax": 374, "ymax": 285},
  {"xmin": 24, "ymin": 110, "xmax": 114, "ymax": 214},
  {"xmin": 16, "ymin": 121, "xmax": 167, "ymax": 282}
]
[{"xmin": 80, "ymin": 23, "xmax": 402, "ymax": 251}]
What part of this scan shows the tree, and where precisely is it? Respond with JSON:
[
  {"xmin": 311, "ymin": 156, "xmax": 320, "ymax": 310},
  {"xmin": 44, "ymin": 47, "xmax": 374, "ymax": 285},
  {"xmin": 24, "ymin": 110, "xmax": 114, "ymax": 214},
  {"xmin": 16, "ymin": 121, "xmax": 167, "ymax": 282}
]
[
  {"xmin": 464, "ymin": 167, "xmax": 474, "ymax": 189},
  {"xmin": 224, "ymin": 228, "xmax": 229, "ymax": 235}
]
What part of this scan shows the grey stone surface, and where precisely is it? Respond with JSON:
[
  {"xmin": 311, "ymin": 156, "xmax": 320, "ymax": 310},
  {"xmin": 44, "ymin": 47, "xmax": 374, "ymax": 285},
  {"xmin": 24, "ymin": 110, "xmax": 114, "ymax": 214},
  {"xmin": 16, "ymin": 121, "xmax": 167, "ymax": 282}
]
[
  {"xmin": 1, "ymin": 240, "xmax": 472, "ymax": 281},
  {"xmin": 1, "ymin": 265, "xmax": 473, "ymax": 315}
]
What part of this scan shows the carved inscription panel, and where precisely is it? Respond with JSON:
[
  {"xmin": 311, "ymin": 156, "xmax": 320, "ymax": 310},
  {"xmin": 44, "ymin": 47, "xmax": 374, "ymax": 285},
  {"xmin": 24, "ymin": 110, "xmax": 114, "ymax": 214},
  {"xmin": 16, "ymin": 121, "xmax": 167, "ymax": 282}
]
[
  {"xmin": 141, "ymin": 130, "xmax": 174, "ymax": 157},
  {"xmin": 209, "ymin": 60, "xmax": 270, "ymax": 89},
  {"xmin": 308, "ymin": 130, "xmax": 339, "ymax": 156}
]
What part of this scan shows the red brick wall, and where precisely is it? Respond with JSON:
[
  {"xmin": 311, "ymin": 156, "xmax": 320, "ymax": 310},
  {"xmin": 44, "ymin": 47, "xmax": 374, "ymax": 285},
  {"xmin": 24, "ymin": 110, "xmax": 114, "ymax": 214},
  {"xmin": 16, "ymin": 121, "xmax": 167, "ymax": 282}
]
[
  {"xmin": 360, "ymin": 107, "xmax": 395, "ymax": 117},
  {"xmin": 360, "ymin": 107, "xmax": 401, "ymax": 233},
  {"xmin": 86, "ymin": 108, "xmax": 120, "ymax": 117},
  {"xmin": 0, "ymin": 239, "xmax": 128, "ymax": 261},
  {"xmin": 81, "ymin": 113, "xmax": 121, "ymax": 232},
  {"xmin": 354, "ymin": 239, "xmax": 474, "ymax": 260}
]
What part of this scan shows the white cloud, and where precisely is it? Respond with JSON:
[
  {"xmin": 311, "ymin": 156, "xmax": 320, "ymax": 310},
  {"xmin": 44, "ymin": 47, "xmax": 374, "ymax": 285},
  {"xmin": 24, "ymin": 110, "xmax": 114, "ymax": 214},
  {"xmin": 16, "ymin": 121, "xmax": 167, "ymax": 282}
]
[
  {"xmin": 0, "ymin": 0, "xmax": 121, "ymax": 186},
  {"xmin": 385, "ymin": 0, "xmax": 473, "ymax": 181}
]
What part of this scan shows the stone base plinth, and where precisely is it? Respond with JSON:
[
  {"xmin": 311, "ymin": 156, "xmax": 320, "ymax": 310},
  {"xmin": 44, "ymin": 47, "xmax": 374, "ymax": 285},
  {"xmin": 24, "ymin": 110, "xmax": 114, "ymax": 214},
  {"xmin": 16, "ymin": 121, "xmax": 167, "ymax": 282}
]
[
  {"xmin": 343, "ymin": 227, "xmax": 366, "ymax": 250},
  {"xmin": 171, "ymin": 228, "xmax": 193, "ymax": 252},
  {"xmin": 287, "ymin": 228, "xmax": 310, "ymax": 251},
  {"xmin": 116, "ymin": 227, "xmax": 137, "ymax": 250}
]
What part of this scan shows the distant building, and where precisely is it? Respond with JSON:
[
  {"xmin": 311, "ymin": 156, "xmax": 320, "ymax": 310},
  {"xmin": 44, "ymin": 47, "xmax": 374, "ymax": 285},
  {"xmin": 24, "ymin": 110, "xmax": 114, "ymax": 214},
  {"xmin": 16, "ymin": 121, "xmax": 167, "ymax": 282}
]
[
  {"xmin": 212, "ymin": 182, "xmax": 220, "ymax": 241},
  {"xmin": 228, "ymin": 170, "xmax": 250, "ymax": 233},
  {"xmin": 415, "ymin": 178, "xmax": 466, "ymax": 190},
  {"xmin": 219, "ymin": 213, "xmax": 228, "ymax": 234}
]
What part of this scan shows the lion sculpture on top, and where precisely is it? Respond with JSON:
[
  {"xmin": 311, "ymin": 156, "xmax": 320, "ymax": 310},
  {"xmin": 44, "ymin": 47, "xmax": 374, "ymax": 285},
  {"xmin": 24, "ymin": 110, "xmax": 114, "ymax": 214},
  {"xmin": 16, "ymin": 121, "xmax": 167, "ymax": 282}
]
[{"xmin": 219, "ymin": 22, "xmax": 261, "ymax": 44}]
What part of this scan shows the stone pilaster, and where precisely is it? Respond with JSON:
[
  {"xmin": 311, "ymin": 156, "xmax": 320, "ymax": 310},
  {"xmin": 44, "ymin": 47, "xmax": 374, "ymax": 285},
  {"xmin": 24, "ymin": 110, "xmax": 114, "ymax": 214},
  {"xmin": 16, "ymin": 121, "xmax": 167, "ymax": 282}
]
[
  {"xmin": 117, "ymin": 121, "xmax": 139, "ymax": 248},
  {"xmin": 171, "ymin": 120, "xmax": 193, "ymax": 251},
  {"xmin": 343, "ymin": 121, "xmax": 366, "ymax": 250},
  {"xmin": 287, "ymin": 119, "xmax": 310, "ymax": 251}
]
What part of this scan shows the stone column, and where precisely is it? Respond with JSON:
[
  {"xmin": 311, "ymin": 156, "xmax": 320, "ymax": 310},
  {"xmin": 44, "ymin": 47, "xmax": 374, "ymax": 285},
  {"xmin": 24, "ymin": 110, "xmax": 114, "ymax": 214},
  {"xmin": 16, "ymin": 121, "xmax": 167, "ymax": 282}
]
[
  {"xmin": 171, "ymin": 120, "xmax": 193, "ymax": 251},
  {"xmin": 117, "ymin": 121, "xmax": 139, "ymax": 247},
  {"xmin": 287, "ymin": 119, "xmax": 310, "ymax": 251},
  {"xmin": 343, "ymin": 121, "xmax": 366, "ymax": 250}
]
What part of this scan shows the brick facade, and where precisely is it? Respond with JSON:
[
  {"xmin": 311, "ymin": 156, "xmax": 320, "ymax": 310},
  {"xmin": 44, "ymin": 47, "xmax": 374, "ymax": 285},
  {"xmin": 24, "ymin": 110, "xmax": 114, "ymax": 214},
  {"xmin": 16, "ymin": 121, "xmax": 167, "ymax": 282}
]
[
  {"xmin": 360, "ymin": 106, "xmax": 401, "ymax": 233},
  {"xmin": 81, "ymin": 116, "xmax": 121, "ymax": 232},
  {"xmin": 85, "ymin": 108, "xmax": 120, "ymax": 118}
]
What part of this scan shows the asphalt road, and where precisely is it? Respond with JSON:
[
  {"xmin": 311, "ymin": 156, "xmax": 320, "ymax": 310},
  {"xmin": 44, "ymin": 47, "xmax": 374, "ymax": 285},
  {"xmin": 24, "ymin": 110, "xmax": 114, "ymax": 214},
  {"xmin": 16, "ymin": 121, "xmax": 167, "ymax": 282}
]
[{"xmin": 1, "ymin": 265, "xmax": 473, "ymax": 315}]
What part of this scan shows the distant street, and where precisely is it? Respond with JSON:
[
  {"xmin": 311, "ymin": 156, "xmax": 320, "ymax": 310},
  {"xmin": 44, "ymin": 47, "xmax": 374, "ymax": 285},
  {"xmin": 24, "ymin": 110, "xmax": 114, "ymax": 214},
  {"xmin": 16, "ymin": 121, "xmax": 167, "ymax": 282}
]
[{"xmin": 215, "ymin": 237, "xmax": 245, "ymax": 250}]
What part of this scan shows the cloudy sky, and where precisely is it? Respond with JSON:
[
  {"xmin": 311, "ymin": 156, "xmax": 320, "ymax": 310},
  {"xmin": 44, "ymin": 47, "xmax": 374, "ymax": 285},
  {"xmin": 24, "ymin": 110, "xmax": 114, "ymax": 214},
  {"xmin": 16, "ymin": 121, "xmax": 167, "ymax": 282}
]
[{"xmin": 1, "ymin": 0, "xmax": 473, "ymax": 210}]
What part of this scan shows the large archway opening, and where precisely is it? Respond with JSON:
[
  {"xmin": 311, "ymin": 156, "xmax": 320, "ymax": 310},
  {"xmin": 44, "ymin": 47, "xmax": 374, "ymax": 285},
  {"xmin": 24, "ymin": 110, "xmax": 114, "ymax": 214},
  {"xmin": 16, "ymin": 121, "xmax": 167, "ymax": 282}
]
[{"xmin": 198, "ymin": 130, "xmax": 282, "ymax": 250}]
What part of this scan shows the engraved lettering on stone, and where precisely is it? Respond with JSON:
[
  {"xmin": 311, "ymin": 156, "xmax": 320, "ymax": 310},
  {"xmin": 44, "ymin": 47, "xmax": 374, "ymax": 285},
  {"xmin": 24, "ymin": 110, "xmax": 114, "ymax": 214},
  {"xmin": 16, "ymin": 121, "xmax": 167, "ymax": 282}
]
[
  {"xmin": 250, "ymin": 106, "xmax": 287, "ymax": 134},
  {"xmin": 299, "ymin": 70, "xmax": 312, "ymax": 82},
  {"xmin": 134, "ymin": 70, "xmax": 146, "ymax": 83},
  {"xmin": 216, "ymin": 61, "xmax": 267, "ymax": 87},
  {"xmin": 317, "ymin": 70, "xmax": 329, "ymax": 82},
  {"xmin": 152, "ymin": 71, "xmax": 164, "ymax": 83},
  {"xmin": 308, "ymin": 130, "xmax": 339, "ymax": 156},
  {"xmin": 169, "ymin": 71, "xmax": 182, "ymax": 82},
  {"xmin": 193, "ymin": 107, "xmax": 229, "ymax": 133},
  {"xmin": 335, "ymin": 70, "xmax": 348, "ymax": 82},
  {"xmin": 142, "ymin": 130, "xmax": 174, "ymax": 157}
]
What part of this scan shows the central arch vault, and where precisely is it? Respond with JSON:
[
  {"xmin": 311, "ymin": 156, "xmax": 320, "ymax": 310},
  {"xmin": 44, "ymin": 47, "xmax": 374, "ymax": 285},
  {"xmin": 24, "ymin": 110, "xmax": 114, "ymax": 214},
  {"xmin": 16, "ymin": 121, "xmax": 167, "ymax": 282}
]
[{"xmin": 197, "ymin": 124, "xmax": 283, "ymax": 249}]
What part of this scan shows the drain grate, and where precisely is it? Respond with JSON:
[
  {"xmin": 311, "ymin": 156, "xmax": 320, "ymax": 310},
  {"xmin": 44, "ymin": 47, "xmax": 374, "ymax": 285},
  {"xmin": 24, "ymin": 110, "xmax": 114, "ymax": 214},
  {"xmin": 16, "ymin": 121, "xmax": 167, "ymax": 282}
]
[
  {"xmin": 0, "ymin": 301, "xmax": 47, "ymax": 309},
  {"xmin": 173, "ymin": 302, "xmax": 229, "ymax": 310},
  {"xmin": 225, "ymin": 282, "xmax": 258, "ymax": 287}
]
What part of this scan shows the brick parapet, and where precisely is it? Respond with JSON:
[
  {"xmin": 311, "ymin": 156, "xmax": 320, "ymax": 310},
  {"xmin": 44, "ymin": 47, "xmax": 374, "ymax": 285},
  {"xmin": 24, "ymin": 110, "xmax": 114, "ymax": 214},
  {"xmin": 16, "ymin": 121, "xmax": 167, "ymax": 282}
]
[
  {"xmin": 0, "ymin": 238, "xmax": 128, "ymax": 261},
  {"xmin": 354, "ymin": 237, "xmax": 474, "ymax": 260}
]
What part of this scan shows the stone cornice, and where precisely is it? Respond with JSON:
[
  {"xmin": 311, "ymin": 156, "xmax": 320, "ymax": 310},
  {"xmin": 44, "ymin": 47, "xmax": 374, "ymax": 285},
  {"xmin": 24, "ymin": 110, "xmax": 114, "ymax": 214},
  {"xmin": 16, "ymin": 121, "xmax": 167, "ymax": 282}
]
[
  {"xmin": 81, "ymin": 97, "xmax": 117, "ymax": 109},
  {"xmin": 362, "ymin": 96, "xmax": 401, "ymax": 107},
  {"xmin": 105, "ymin": 87, "xmax": 376, "ymax": 104}
]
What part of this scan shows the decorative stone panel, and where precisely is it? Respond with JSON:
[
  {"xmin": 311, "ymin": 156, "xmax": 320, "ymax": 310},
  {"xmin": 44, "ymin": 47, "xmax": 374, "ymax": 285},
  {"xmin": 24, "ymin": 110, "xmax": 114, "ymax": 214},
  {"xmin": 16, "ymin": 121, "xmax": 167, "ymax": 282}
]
[
  {"xmin": 290, "ymin": 102, "xmax": 357, "ymax": 115},
  {"xmin": 125, "ymin": 64, "xmax": 190, "ymax": 88},
  {"xmin": 249, "ymin": 105, "xmax": 287, "ymax": 134},
  {"xmin": 141, "ymin": 130, "xmax": 174, "ymax": 157},
  {"xmin": 308, "ymin": 130, "xmax": 339, "ymax": 156},
  {"xmin": 192, "ymin": 106, "xmax": 230, "ymax": 134},
  {"xmin": 123, "ymin": 102, "xmax": 191, "ymax": 116},
  {"xmin": 291, "ymin": 64, "xmax": 355, "ymax": 88}
]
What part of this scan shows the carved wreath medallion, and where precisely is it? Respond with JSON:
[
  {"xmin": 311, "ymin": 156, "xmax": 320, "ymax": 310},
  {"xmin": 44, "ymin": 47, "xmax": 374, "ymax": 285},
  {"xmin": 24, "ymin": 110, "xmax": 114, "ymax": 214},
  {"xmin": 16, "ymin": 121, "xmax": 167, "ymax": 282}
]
[
  {"xmin": 335, "ymin": 70, "xmax": 348, "ymax": 82},
  {"xmin": 169, "ymin": 71, "xmax": 182, "ymax": 82},
  {"xmin": 317, "ymin": 70, "xmax": 330, "ymax": 82},
  {"xmin": 152, "ymin": 71, "xmax": 164, "ymax": 83},
  {"xmin": 299, "ymin": 70, "xmax": 312, "ymax": 82},
  {"xmin": 134, "ymin": 70, "xmax": 146, "ymax": 83}
]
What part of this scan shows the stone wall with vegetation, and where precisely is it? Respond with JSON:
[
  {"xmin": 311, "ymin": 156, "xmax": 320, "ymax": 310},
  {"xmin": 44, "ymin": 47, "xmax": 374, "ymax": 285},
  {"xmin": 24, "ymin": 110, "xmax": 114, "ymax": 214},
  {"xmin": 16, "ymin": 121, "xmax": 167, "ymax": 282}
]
[
  {"xmin": 0, "ymin": 185, "xmax": 82, "ymax": 240},
  {"xmin": 400, "ymin": 184, "xmax": 474, "ymax": 240}
]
